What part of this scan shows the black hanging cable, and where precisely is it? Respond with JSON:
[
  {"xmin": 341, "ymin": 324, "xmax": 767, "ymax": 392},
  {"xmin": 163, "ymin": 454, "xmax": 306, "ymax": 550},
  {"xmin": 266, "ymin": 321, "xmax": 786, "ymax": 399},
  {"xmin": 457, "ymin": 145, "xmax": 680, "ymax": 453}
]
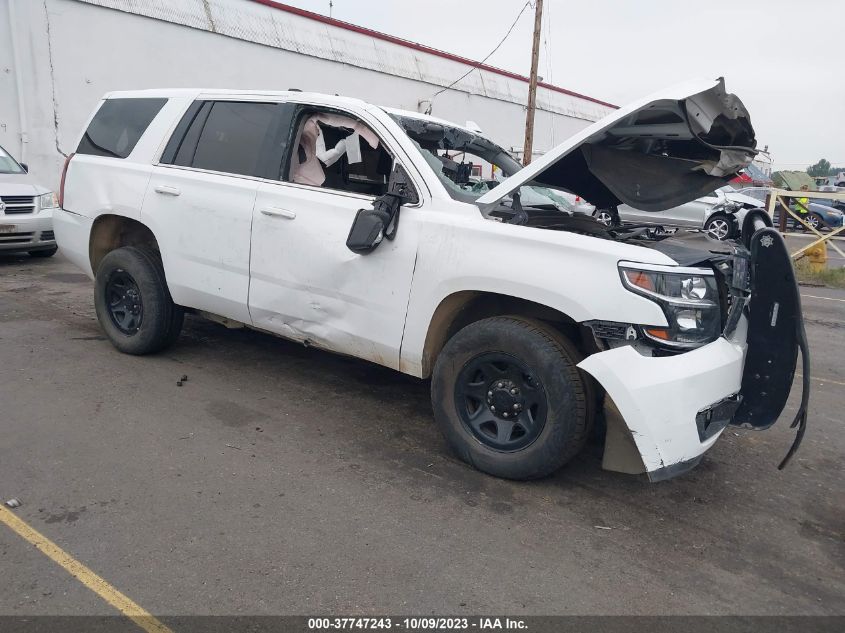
[{"xmin": 427, "ymin": 1, "xmax": 534, "ymax": 111}]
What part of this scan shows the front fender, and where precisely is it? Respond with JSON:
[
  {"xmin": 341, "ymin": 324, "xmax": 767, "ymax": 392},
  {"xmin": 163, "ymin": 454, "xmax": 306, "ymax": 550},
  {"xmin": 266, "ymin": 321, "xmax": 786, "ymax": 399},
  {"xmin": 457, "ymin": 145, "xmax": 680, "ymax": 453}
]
[{"xmin": 398, "ymin": 217, "xmax": 672, "ymax": 377}]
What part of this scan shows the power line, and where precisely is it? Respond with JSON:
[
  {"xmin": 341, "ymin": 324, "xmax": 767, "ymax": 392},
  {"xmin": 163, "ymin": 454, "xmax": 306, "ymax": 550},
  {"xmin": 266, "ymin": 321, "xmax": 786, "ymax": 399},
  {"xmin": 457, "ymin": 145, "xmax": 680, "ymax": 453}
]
[{"xmin": 426, "ymin": 0, "xmax": 534, "ymax": 112}]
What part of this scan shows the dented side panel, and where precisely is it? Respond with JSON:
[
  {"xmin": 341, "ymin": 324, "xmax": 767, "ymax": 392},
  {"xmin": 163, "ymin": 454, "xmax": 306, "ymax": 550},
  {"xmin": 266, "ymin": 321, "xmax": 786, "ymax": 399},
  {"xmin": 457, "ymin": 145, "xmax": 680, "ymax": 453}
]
[
  {"xmin": 249, "ymin": 180, "xmax": 421, "ymax": 370},
  {"xmin": 577, "ymin": 318, "xmax": 748, "ymax": 476}
]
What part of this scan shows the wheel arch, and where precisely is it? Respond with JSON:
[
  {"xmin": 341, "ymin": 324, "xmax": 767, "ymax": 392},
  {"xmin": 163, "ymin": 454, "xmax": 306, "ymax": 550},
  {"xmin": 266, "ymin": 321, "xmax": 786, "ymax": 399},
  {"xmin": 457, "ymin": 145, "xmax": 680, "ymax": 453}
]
[
  {"xmin": 89, "ymin": 214, "xmax": 161, "ymax": 274},
  {"xmin": 416, "ymin": 290, "xmax": 596, "ymax": 378}
]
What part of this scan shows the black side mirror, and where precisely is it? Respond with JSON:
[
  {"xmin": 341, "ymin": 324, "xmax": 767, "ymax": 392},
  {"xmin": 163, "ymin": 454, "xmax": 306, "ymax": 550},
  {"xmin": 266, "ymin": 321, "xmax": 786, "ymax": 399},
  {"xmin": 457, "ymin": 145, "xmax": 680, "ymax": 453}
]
[
  {"xmin": 20, "ymin": 163, "xmax": 28, "ymax": 173},
  {"xmin": 346, "ymin": 164, "xmax": 417, "ymax": 254},
  {"xmin": 346, "ymin": 208, "xmax": 390, "ymax": 254}
]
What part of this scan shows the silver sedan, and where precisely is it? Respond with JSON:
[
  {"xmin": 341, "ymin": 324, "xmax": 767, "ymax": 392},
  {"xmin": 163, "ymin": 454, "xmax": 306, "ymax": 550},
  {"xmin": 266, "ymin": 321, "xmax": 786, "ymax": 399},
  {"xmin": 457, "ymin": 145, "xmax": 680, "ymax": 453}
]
[{"xmin": 593, "ymin": 187, "xmax": 761, "ymax": 240}]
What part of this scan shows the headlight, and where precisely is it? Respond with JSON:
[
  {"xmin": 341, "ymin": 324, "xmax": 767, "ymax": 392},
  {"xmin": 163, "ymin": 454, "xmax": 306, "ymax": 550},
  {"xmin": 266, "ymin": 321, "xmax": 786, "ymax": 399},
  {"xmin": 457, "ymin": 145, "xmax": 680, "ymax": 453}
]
[
  {"xmin": 38, "ymin": 192, "xmax": 58, "ymax": 210},
  {"xmin": 619, "ymin": 263, "xmax": 721, "ymax": 349}
]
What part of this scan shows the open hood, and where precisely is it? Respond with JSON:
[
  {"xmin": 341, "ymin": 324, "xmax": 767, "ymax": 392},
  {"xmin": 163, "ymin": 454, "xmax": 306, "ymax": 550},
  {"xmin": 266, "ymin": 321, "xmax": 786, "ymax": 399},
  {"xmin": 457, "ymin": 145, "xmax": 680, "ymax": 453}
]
[{"xmin": 476, "ymin": 78, "xmax": 756, "ymax": 213}]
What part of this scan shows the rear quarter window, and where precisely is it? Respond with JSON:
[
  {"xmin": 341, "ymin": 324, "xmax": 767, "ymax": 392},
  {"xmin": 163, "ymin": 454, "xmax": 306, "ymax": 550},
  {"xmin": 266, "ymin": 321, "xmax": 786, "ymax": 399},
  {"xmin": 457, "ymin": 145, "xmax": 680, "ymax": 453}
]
[{"xmin": 77, "ymin": 98, "xmax": 167, "ymax": 159}]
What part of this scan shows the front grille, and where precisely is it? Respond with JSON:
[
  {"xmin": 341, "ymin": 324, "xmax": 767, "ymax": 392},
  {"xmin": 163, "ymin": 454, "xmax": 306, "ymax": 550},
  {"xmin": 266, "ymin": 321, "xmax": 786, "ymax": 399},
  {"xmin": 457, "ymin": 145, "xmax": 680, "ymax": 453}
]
[
  {"xmin": 1, "ymin": 195, "xmax": 35, "ymax": 204},
  {"xmin": 1, "ymin": 195, "xmax": 36, "ymax": 215},
  {"xmin": 586, "ymin": 320, "xmax": 636, "ymax": 341},
  {"xmin": 0, "ymin": 232, "xmax": 35, "ymax": 244},
  {"xmin": 40, "ymin": 230, "xmax": 55, "ymax": 241}
]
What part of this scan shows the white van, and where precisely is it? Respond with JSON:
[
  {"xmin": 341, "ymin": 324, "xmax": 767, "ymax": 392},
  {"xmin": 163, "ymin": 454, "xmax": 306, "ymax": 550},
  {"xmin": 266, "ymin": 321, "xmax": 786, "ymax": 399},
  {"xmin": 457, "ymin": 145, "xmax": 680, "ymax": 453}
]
[{"xmin": 54, "ymin": 79, "xmax": 809, "ymax": 482}]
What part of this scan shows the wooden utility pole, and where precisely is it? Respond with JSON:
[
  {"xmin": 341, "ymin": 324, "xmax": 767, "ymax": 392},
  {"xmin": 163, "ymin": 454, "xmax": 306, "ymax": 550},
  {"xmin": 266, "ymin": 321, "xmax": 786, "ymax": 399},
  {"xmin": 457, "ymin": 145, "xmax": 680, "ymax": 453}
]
[{"xmin": 522, "ymin": 0, "xmax": 543, "ymax": 165}]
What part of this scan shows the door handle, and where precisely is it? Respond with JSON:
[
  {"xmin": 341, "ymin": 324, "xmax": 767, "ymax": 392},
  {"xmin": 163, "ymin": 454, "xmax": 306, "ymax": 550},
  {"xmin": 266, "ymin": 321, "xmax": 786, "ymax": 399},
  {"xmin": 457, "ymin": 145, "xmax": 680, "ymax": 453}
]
[
  {"xmin": 154, "ymin": 185, "xmax": 181, "ymax": 196},
  {"xmin": 260, "ymin": 207, "xmax": 296, "ymax": 220}
]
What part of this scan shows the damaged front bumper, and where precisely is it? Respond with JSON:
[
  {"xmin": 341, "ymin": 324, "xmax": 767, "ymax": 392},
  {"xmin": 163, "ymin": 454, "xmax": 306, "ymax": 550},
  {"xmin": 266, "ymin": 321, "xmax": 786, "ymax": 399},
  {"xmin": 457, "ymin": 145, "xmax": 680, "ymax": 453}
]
[
  {"xmin": 579, "ymin": 220, "xmax": 809, "ymax": 481},
  {"xmin": 578, "ymin": 318, "xmax": 748, "ymax": 481}
]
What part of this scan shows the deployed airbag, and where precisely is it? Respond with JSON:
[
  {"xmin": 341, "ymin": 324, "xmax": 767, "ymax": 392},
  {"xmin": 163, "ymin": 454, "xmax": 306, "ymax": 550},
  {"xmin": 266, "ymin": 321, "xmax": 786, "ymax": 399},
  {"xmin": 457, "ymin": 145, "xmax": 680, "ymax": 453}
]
[{"xmin": 291, "ymin": 113, "xmax": 380, "ymax": 186}]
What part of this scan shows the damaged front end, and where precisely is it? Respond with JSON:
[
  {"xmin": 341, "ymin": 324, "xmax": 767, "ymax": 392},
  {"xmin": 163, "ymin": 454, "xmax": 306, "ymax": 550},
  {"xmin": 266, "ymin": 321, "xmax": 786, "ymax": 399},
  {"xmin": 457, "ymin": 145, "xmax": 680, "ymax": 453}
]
[
  {"xmin": 729, "ymin": 212, "xmax": 810, "ymax": 469},
  {"xmin": 579, "ymin": 212, "xmax": 810, "ymax": 480},
  {"xmin": 466, "ymin": 78, "xmax": 807, "ymax": 480},
  {"xmin": 393, "ymin": 77, "xmax": 807, "ymax": 480}
]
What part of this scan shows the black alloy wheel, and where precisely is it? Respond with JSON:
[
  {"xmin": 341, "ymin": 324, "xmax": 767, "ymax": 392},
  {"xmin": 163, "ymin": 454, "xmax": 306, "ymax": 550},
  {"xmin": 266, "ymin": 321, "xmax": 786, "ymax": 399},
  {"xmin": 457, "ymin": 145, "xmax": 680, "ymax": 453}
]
[
  {"xmin": 431, "ymin": 316, "xmax": 592, "ymax": 480},
  {"xmin": 454, "ymin": 352, "xmax": 548, "ymax": 452},
  {"xmin": 94, "ymin": 246, "xmax": 183, "ymax": 355},
  {"xmin": 105, "ymin": 269, "xmax": 144, "ymax": 334}
]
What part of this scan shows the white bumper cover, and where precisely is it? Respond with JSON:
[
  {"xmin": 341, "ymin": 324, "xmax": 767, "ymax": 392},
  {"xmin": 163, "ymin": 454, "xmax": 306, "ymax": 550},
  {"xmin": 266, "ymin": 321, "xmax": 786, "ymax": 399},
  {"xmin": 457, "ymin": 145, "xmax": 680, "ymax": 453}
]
[
  {"xmin": 53, "ymin": 209, "xmax": 95, "ymax": 277},
  {"xmin": 578, "ymin": 327, "xmax": 747, "ymax": 479}
]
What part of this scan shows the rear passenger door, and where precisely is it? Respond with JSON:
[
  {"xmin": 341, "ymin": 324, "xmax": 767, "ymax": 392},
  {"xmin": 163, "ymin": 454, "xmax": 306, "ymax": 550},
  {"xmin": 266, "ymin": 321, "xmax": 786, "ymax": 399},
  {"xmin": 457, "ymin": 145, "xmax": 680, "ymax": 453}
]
[{"xmin": 144, "ymin": 99, "xmax": 288, "ymax": 323}]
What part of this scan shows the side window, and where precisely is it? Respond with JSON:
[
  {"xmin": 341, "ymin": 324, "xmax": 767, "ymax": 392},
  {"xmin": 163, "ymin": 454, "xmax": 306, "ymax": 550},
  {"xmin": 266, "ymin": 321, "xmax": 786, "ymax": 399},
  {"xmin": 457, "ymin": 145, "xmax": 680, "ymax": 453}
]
[
  {"xmin": 77, "ymin": 98, "xmax": 167, "ymax": 159},
  {"xmin": 162, "ymin": 101, "xmax": 290, "ymax": 179},
  {"xmin": 287, "ymin": 111, "xmax": 394, "ymax": 197}
]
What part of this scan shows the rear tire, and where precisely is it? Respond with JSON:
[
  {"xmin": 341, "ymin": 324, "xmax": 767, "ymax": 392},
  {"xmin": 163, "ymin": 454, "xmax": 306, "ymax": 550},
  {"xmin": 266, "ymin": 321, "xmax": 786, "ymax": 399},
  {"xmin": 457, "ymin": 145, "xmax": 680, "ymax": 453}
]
[
  {"xmin": 431, "ymin": 316, "xmax": 591, "ymax": 480},
  {"xmin": 94, "ymin": 246, "xmax": 183, "ymax": 355},
  {"xmin": 28, "ymin": 246, "xmax": 58, "ymax": 258}
]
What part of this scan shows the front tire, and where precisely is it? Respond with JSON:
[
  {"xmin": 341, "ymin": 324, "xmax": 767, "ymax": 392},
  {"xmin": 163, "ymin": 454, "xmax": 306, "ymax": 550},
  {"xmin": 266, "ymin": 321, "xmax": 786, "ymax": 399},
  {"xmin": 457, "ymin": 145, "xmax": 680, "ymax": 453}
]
[
  {"xmin": 594, "ymin": 209, "xmax": 618, "ymax": 227},
  {"xmin": 94, "ymin": 246, "xmax": 183, "ymax": 355},
  {"xmin": 431, "ymin": 317, "xmax": 592, "ymax": 480},
  {"xmin": 704, "ymin": 213, "xmax": 734, "ymax": 240}
]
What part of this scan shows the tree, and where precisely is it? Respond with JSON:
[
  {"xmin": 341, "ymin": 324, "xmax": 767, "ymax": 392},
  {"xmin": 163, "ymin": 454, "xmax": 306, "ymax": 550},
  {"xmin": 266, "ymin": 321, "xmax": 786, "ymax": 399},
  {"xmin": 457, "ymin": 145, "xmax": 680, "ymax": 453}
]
[{"xmin": 807, "ymin": 158, "xmax": 831, "ymax": 177}]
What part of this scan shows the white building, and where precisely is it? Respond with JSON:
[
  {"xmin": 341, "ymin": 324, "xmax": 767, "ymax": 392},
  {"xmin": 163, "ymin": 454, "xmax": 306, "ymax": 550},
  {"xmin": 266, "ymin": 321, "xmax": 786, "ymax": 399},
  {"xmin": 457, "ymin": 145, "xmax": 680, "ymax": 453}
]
[
  {"xmin": 0, "ymin": 0, "xmax": 616, "ymax": 188},
  {"xmin": 752, "ymin": 148, "xmax": 773, "ymax": 179}
]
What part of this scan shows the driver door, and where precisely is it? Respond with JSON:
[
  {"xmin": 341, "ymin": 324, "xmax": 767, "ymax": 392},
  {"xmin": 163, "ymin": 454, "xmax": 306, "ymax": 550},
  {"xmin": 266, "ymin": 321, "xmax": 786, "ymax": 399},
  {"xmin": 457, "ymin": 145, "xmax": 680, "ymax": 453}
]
[{"xmin": 248, "ymin": 105, "xmax": 422, "ymax": 370}]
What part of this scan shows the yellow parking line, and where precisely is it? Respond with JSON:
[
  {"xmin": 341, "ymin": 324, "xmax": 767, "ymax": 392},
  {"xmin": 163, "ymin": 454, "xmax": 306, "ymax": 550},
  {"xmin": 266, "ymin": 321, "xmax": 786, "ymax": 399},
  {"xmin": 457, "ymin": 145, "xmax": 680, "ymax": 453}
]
[{"xmin": 0, "ymin": 504, "xmax": 173, "ymax": 633}]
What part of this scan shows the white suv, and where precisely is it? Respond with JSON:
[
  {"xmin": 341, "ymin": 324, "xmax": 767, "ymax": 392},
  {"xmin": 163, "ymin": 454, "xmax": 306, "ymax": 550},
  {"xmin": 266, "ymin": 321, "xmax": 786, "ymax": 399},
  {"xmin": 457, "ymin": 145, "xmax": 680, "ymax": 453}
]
[
  {"xmin": 0, "ymin": 144, "xmax": 58, "ymax": 257},
  {"xmin": 54, "ymin": 79, "xmax": 809, "ymax": 482}
]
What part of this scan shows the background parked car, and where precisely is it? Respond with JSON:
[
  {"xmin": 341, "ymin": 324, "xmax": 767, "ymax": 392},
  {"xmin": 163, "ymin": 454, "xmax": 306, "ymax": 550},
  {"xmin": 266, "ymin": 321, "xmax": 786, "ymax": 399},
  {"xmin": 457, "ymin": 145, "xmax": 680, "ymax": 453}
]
[
  {"xmin": 0, "ymin": 144, "xmax": 58, "ymax": 257},
  {"xmin": 593, "ymin": 186, "xmax": 761, "ymax": 240},
  {"xmin": 735, "ymin": 186, "xmax": 845, "ymax": 230},
  {"xmin": 814, "ymin": 173, "xmax": 845, "ymax": 188},
  {"xmin": 470, "ymin": 180, "xmax": 596, "ymax": 215},
  {"xmin": 813, "ymin": 196, "xmax": 845, "ymax": 212}
]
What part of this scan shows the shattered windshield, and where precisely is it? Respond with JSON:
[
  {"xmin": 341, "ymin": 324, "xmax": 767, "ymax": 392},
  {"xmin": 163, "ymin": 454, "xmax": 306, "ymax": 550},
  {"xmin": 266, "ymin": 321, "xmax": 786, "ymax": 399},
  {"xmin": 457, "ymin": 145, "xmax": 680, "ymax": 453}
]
[{"xmin": 390, "ymin": 114, "xmax": 576, "ymax": 212}]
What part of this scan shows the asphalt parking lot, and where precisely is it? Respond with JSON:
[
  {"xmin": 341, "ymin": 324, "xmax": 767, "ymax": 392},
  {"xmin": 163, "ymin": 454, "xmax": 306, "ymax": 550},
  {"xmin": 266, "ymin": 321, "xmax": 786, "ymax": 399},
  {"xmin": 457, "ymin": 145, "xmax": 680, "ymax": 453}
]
[{"xmin": 0, "ymin": 250, "xmax": 842, "ymax": 619}]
